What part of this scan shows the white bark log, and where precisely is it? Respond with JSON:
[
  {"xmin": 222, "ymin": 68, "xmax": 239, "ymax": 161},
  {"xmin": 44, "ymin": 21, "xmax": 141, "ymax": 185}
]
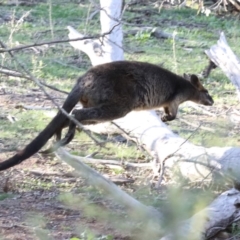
[
  {"xmin": 56, "ymin": 142, "xmax": 240, "ymax": 240},
  {"xmin": 205, "ymin": 32, "xmax": 240, "ymax": 100},
  {"xmin": 56, "ymin": 148, "xmax": 164, "ymax": 238},
  {"xmin": 160, "ymin": 188, "xmax": 240, "ymax": 240},
  {"xmin": 84, "ymin": 110, "xmax": 240, "ymax": 183}
]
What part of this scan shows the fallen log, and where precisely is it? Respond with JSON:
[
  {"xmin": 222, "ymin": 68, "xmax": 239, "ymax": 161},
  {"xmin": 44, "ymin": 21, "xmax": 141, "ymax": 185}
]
[
  {"xmin": 205, "ymin": 32, "xmax": 240, "ymax": 100},
  {"xmin": 57, "ymin": 149, "xmax": 240, "ymax": 240}
]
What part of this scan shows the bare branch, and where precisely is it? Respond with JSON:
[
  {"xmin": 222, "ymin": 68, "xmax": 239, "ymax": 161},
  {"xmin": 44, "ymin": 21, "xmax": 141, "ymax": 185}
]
[
  {"xmin": 56, "ymin": 147, "xmax": 164, "ymax": 235},
  {"xmin": 0, "ymin": 23, "xmax": 120, "ymax": 53},
  {"xmin": 66, "ymin": 154, "xmax": 153, "ymax": 169},
  {"xmin": 157, "ymin": 124, "xmax": 202, "ymax": 188},
  {"xmin": 0, "ymin": 67, "xmax": 69, "ymax": 95}
]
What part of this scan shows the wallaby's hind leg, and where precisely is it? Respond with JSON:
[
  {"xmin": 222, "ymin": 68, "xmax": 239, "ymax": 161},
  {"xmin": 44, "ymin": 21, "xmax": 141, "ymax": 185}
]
[
  {"xmin": 42, "ymin": 124, "xmax": 77, "ymax": 154},
  {"xmin": 54, "ymin": 119, "xmax": 70, "ymax": 141},
  {"xmin": 51, "ymin": 121, "xmax": 77, "ymax": 151},
  {"xmin": 72, "ymin": 104, "xmax": 131, "ymax": 125},
  {"xmin": 51, "ymin": 104, "xmax": 132, "ymax": 150},
  {"xmin": 40, "ymin": 119, "xmax": 70, "ymax": 154}
]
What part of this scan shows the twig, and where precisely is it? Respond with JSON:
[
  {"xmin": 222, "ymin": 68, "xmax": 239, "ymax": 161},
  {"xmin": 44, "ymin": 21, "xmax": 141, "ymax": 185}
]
[
  {"xmin": 111, "ymin": 121, "xmax": 156, "ymax": 161},
  {"xmin": 51, "ymin": 59, "xmax": 82, "ymax": 70},
  {"xmin": 0, "ymin": 22, "xmax": 120, "ymax": 53},
  {"xmin": 111, "ymin": 122, "xmax": 161, "ymax": 183},
  {"xmin": 187, "ymin": 103, "xmax": 216, "ymax": 117},
  {"xmin": 56, "ymin": 148, "xmax": 164, "ymax": 227},
  {"xmin": 0, "ymin": 67, "xmax": 69, "ymax": 95},
  {"xmin": 107, "ymin": 177, "xmax": 134, "ymax": 185},
  {"xmin": 156, "ymin": 124, "xmax": 202, "ymax": 188},
  {"xmin": 69, "ymin": 155, "xmax": 152, "ymax": 169},
  {"xmin": 179, "ymin": 118, "xmax": 215, "ymax": 132},
  {"xmin": 29, "ymin": 169, "xmax": 71, "ymax": 177},
  {"xmin": 38, "ymin": 81, "xmax": 69, "ymax": 95},
  {"xmin": 15, "ymin": 105, "xmax": 57, "ymax": 111},
  {"xmin": 210, "ymin": 0, "xmax": 224, "ymax": 9},
  {"xmin": 111, "ymin": 122, "xmax": 137, "ymax": 142}
]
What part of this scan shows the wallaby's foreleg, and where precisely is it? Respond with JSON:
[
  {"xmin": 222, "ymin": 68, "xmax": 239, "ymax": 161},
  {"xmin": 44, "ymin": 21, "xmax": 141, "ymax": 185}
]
[{"xmin": 161, "ymin": 104, "xmax": 178, "ymax": 122}]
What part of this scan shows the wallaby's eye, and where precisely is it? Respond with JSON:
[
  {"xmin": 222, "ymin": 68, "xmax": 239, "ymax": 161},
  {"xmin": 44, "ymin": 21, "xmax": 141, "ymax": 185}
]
[{"xmin": 205, "ymin": 92, "xmax": 210, "ymax": 97}]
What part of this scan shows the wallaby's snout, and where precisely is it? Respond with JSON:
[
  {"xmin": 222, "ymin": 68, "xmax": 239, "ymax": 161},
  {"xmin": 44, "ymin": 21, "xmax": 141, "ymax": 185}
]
[
  {"xmin": 201, "ymin": 91, "xmax": 214, "ymax": 106},
  {"xmin": 183, "ymin": 73, "xmax": 214, "ymax": 107}
]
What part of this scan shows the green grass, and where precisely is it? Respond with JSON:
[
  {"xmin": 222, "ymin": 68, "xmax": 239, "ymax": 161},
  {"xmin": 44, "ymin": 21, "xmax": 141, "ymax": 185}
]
[
  {"xmin": 0, "ymin": 110, "xmax": 51, "ymax": 140},
  {"xmin": 0, "ymin": 193, "xmax": 14, "ymax": 201}
]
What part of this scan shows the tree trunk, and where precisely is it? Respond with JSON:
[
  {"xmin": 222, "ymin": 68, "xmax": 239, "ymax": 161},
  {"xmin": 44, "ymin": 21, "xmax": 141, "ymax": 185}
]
[
  {"xmin": 205, "ymin": 32, "xmax": 240, "ymax": 100},
  {"xmin": 68, "ymin": 0, "xmax": 123, "ymax": 65},
  {"xmin": 99, "ymin": 0, "xmax": 124, "ymax": 62}
]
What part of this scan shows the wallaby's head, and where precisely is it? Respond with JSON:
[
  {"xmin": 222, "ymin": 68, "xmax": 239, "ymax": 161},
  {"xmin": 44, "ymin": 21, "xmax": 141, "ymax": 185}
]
[{"xmin": 183, "ymin": 74, "xmax": 214, "ymax": 106}]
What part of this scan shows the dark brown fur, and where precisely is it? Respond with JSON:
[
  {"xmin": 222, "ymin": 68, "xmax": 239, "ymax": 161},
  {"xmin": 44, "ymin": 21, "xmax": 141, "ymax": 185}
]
[{"xmin": 0, "ymin": 61, "xmax": 214, "ymax": 171}]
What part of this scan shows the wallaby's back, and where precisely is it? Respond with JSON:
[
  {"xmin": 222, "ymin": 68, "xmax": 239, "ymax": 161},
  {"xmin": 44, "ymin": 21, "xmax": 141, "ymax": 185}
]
[{"xmin": 77, "ymin": 61, "xmax": 200, "ymax": 111}]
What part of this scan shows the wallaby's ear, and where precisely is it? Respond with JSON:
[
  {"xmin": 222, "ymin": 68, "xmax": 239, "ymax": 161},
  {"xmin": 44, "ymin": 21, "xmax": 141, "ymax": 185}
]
[
  {"xmin": 190, "ymin": 74, "xmax": 199, "ymax": 85},
  {"xmin": 189, "ymin": 74, "xmax": 205, "ymax": 90},
  {"xmin": 183, "ymin": 73, "xmax": 190, "ymax": 81},
  {"xmin": 184, "ymin": 74, "xmax": 205, "ymax": 90}
]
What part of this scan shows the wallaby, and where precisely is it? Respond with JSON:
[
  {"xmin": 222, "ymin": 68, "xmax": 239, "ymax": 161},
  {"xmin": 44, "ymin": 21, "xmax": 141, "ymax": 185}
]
[{"xmin": 0, "ymin": 61, "xmax": 214, "ymax": 171}]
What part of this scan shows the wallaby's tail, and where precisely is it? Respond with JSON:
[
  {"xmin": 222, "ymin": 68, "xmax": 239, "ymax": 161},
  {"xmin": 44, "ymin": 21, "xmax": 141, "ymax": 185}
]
[{"xmin": 0, "ymin": 83, "xmax": 81, "ymax": 171}]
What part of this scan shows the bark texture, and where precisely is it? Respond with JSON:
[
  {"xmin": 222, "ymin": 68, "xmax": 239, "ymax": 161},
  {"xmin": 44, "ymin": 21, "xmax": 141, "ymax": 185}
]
[{"xmin": 205, "ymin": 32, "xmax": 240, "ymax": 100}]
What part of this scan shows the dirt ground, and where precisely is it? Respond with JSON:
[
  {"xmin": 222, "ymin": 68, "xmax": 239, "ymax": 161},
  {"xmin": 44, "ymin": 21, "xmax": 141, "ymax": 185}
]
[{"xmin": 0, "ymin": 188, "xmax": 129, "ymax": 240}]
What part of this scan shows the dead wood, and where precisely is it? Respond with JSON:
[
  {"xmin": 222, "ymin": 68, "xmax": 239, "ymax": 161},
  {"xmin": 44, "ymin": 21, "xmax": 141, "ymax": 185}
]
[
  {"xmin": 205, "ymin": 32, "xmax": 240, "ymax": 100},
  {"xmin": 14, "ymin": 105, "xmax": 57, "ymax": 111},
  {"xmin": 0, "ymin": 67, "xmax": 69, "ymax": 94},
  {"xmin": 68, "ymin": 155, "xmax": 152, "ymax": 169},
  {"xmin": 161, "ymin": 188, "xmax": 240, "ymax": 240},
  {"xmin": 57, "ymin": 148, "xmax": 240, "ymax": 240},
  {"xmin": 56, "ymin": 148, "xmax": 164, "ymax": 239}
]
